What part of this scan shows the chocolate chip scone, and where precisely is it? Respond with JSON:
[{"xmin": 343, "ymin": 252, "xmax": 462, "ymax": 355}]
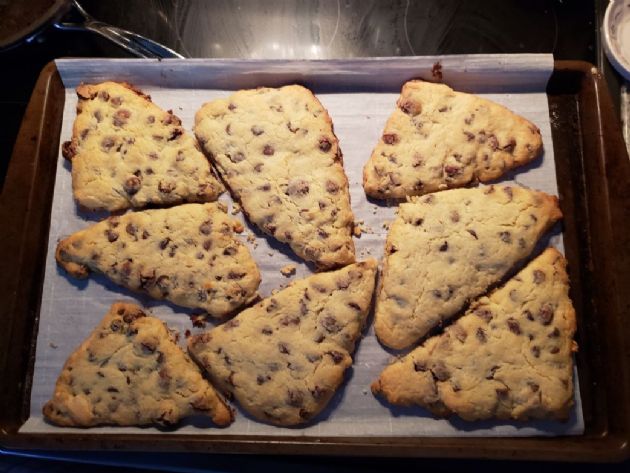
[
  {"xmin": 374, "ymin": 185, "xmax": 562, "ymax": 350},
  {"xmin": 62, "ymin": 81, "xmax": 223, "ymax": 211},
  {"xmin": 194, "ymin": 85, "xmax": 355, "ymax": 269},
  {"xmin": 43, "ymin": 302, "xmax": 233, "ymax": 427},
  {"xmin": 188, "ymin": 260, "xmax": 377, "ymax": 426},
  {"xmin": 372, "ymin": 248, "xmax": 577, "ymax": 421},
  {"xmin": 56, "ymin": 203, "xmax": 260, "ymax": 317},
  {"xmin": 363, "ymin": 80, "xmax": 543, "ymax": 199}
]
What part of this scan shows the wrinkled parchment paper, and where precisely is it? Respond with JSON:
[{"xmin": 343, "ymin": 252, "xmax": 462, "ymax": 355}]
[{"xmin": 21, "ymin": 55, "xmax": 584, "ymax": 436}]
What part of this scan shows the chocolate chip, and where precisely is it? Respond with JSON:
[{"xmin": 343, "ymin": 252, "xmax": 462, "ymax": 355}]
[
  {"xmin": 538, "ymin": 304, "xmax": 554, "ymax": 325},
  {"xmin": 382, "ymin": 133, "xmax": 399, "ymax": 145},
  {"xmin": 439, "ymin": 241, "xmax": 448, "ymax": 252},
  {"xmin": 450, "ymin": 210, "xmax": 460, "ymax": 223},
  {"xmin": 431, "ymin": 361, "xmax": 450, "ymax": 381},
  {"xmin": 113, "ymin": 109, "xmax": 131, "ymax": 127},
  {"xmin": 548, "ymin": 327, "xmax": 560, "ymax": 338},
  {"xmin": 158, "ymin": 180, "xmax": 175, "ymax": 193},
  {"xmin": 438, "ymin": 106, "xmax": 448, "ymax": 112},
  {"xmin": 327, "ymin": 350, "xmax": 344, "ymax": 364},
  {"xmin": 319, "ymin": 137, "xmax": 332, "ymax": 152},
  {"xmin": 310, "ymin": 386, "xmax": 326, "ymax": 399},
  {"xmin": 263, "ymin": 144, "xmax": 275, "ymax": 156},
  {"xmin": 486, "ymin": 365, "xmax": 499, "ymax": 380},
  {"xmin": 499, "ymin": 231, "xmax": 512, "ymax": 244},
  {"xmin": 147, "ymin": 115, "xmax": 155, "ymax": 124},
  {"xmin": 286, "ymin": 179, "xmax": 310, "ymax": 196},
  {"xmin": 123, "ymin": 176, "xmax": 141, "ymax": 195},
  {"xmin": 463, "ymin": 131, "xmax": 475, "ymax": 141},
  {"xmin": 528, "ymin": 381, "xmax": 540, "ymax": 392},
  {"xmin": 99, "ymin": 90, "xmax": 110, "ymax": 101},
  {"xmin": 467, "ymin": 229, "xmax": 478, "ymax": 239},
  {"xmin": 223, "ymin": 247, "xmax": 237, "ymax": 256},
  {"xmin": 503, "ymin": 186, "xmax": 514, "ymax": 201},
  {"xmin": 496, "ymin": 387, "xmax": 509, "ymax": 399},
  {"xmin": 142, "ymin": 230, "xmax": 150, "ymax": 239},
  {"xmin": 444, "ymin": 165, "xmax": 461, "ymax": 178},
  {"xmin": 278, "ymin": 342, "xmax": 290, "ymax": 354},
  {"xmin": 321, "ymin": 315, "xmax": 341, "ymax": 333},
  {"xmin": 347, "ymin": 302, "xmax": 361, "ymax": 311},
  {"xmin": 287, "ymin": 390, "xmax": 304, "ymax": 407},
  {"xmin": 325, "ymin": 180, "xmax": 340, "ymax": 194},
  {"xmin": 502, "ymin": 139, "xmax": 516, "ymax": 153},
  {"xmin": 306, "ymin": 353, "xmax": 322, "ymax": 363},
  {"xmin": 256, "ymin": 375, "xmax": 268, "ymax": 385},
  {"xmin": 550, "ymin": 346, "xmax": 560, "ymax": 354},
  {"xmin": 287, "ymin": 122, "xmax": 299, "ymax": 133},
  {"xmin": 464, "ymin": 113, "xmax": 475, "ymax": 125},
  {"xmin": 413, "ymin": 360, "xmax": 427, "ymax": 372},
  {"xmin": 101, "ymin": 136, "xmax": 115, "ymax": 151},
  {"xmin": 199, "ymin": 220, "xmax": 212, "ymax": 235},
  {"xmin": 110, "ymin": 96, "xmax": 122, "ymax": 107},
  {"xmin": 62, "ymin": 140, "xmax": 77, "ymax": 159},
  {"xmin": 159, "ymin": 237, "xmax": 171, "ymax": 250},
  {"xmin": 507, "ymin": 318, "xmax": 521, "ymax": 335},
  {"xmin": 229, "ymin": 152, "xmax": 245, "ymax": 163},
  {"xmin": 488, "ymin": 134, "xmax": 499, "ymax": 151},
  {"xmin": 228, "ymin": 103, "xmax": 236, "ymax": 111},
  {"xmin": 156, "ymin": 275, "xmax": 170, "ymax": 294},
  {"xmin": 110, "ymin": 319, "xmax": 122, "ymax": 332},
  {"xmin": 261, "ymin": 327, "xmax": 273, "ymax": 335},
  {"xmin": 105, "ymin": 229, "xmax": 119, "ymax": 242},
  {"xmin": 533, "ymin": 270, "xmax": 546, "ymax": 284},
  {"xmin": 476, "ymin": 327, "xmax": 487, "ymax": 343},
  {"xmin": 531, "ymin": 346, "xmax": 541, "ymax": 357}
]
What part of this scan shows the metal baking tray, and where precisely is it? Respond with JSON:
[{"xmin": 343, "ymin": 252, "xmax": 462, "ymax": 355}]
[{"xmin": 0, "ymin": 60, "xmax": 628, "ymax": 461}]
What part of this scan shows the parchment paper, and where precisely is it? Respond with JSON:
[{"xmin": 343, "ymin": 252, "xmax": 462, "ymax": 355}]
[{"xmin": 21, "ymin": 55, "xmax": 584, "ymax": 436}]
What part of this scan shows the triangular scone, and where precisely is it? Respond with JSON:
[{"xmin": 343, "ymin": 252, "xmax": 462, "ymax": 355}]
[
  {"xmin": 188, "ymin": 260, "xmax": 377, "ymax": 426},
  {"xmin": 374, "ymin": 185, "xmax": 562, "ymax": 349},
  {"xmin": 194, "ymin": 85, "xmax": 355, "ymax": 269},
  {"xmin": 363, "ymin": 80, "xmax": 543, "ymax": 199},
  {"xmin": 62, "ymin": 81, "xmax": 223, "ymax": 211},
  {"xmin": 56, "ymin": 203, "xmax": 260, "ymax": 317},
  {"xmin": 43, "ymin": 302, "xmax": 233, "ymax": 427},
  {"xmin": 372, "ymin": 248, "xmax": 577, "ymax": 421}
]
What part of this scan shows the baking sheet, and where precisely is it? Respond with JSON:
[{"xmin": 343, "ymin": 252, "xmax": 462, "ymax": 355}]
[{"xmin": 21, "ymin": 55, "xmax": 584, "ymax": 436}]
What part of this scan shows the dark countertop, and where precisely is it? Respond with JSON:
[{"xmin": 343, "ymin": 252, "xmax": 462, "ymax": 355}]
[{"xmin": 0, "ymin": 1, "xmax": 627, "ymax": 471}]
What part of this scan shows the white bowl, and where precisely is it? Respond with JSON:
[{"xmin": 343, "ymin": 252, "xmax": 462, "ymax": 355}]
[{"xmin": 603, "ymin": 0, "xmax": 630, "ymax": 81}]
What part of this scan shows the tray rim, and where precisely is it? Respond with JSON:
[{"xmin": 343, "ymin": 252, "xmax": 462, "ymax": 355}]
[{"xmin": 0, "ymin": 59, "xmax": 628, "ymax": 462}]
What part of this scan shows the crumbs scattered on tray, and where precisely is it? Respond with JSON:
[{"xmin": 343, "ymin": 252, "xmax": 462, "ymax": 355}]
[
  {"xmin": 184, "ymin": 329, "xmax": 192, "ymax": 338},
  {"xmin": 49, "ymin": 342, "xmax": 58, "ymax": 349},
  {"xmin": 231, "ymin": 203, "xmax": 241, "ymax": 215},
  {"xmin": 280, "ymin": 264, "xmax": 296, "ymax": 277}
]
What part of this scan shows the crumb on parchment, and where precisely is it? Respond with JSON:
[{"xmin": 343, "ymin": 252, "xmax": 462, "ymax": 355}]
[
  {"xmin": 280, "ymin": 264, "xmax": 296, "ymax": 277},
  {"xmin": 231, "ymin": 203, "xmax": 241, "ymax": 215}
]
